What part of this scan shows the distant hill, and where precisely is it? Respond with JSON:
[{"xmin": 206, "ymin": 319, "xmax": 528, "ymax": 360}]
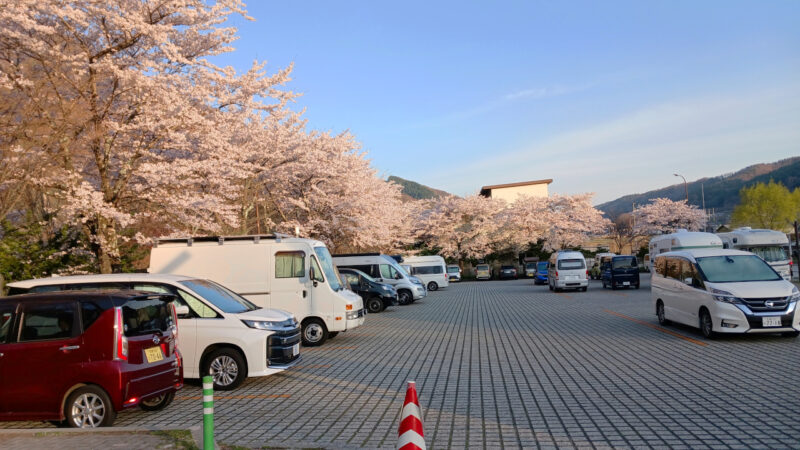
[
  {"xmin": 597, "ymin": 157, "xmax": 800, "ymax": 221},
  {"xmin": 388, "ymin": 176, "xmax": 452, "ymax": 200}
]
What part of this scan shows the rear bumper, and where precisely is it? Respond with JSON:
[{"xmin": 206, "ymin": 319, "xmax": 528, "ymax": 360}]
[
  {"xmin": 554, "ymin": 279, "xmax": 588, "ymax": 289},
  {"xmin": 119, "ymin": 361, "xmax": 182, "ymax": 410}
]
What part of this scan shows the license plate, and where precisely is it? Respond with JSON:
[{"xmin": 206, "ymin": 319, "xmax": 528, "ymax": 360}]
[
  {"xmin": 292, "ymin": 343, "xmax": 300, "ymax": 356},
  {"xmin": 144, "ymin": 346, "xmax": 164, "ymax": 363},
  {"xmin": 762, "ymin": 316, "xmax": 781, "ymax": 327},
  {"xmin": 623, "ymin": 282, "xmax": 630, "ymax": 286}
]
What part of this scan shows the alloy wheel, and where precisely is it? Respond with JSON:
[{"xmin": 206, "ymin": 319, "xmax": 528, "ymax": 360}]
[
  {"xmin": 209, "ymin": 355, "xmax": 239, "ymax": 387},
  {"xmin": 70, "ymin": 393, "xmax": 106, "ymax": 428}
]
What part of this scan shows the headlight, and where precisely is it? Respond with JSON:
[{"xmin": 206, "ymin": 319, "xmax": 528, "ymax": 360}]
[
  {"xmin": 789, "ymin": 286, "xmax": 800, "ymax": 302},
  {"xmin": 241, "ymin": 319, "xmax": 294, "ymax": 331},
  {"xmin": 382, "ymin": 285, "xmax": 392, "ymax": 291},
  {"xmin": 710, "ymin": 289, "xmax": 743, "ymax": 304},
  {"xmin": 346, "ymin": 310, "xmax": 360, "ymax": 320}
]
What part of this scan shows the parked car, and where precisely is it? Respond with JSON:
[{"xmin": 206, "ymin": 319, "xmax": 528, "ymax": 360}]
[
  {"xmin": 534, "ymin": 261, "xmax": 549, "ymax": 285},
  {"xmin": 499, "ymin": 265, "xmax": 518, "ymax": 280},
  {"xmin": 0, "ymin": 291, "xmax": 182, "ymax": 427},
  {"xmin": 446, "ymin": 265, "xmax": 462, "ymax": 282},
  {"xmin": 338, "ymin": 268, "xmax": 397, "ymax": 313},
  {"xmin": 475, "ymin": 264, "xmax": 492, "ymax": 280},
  {"xmin": 149, "ymin": 234, "xmax": 364, "ymax": 347},
  {"xmin": 548, "ymin": 251, "xmax": 588, "ymax": 292},
  {"xmin": 601, "ymin": 256, "xmax": 641, "ymax": 290},
  {"xmin": 7, "ymin": 274, "xmax": 301, "ymax": 390},
  {"xmin": 403, "ymin": 255, "xmax": 449, "ymax": 291},
  {"xmin": 524, "ymin": 262, "xmax": 537, "ymax": 278},
  {"xmin": 333, "ymin": 253, "xmax": 426, "ymax": 305},
  {"xmin": 652, "ymin": 249, "xmax": 800, "ymax": 338}
]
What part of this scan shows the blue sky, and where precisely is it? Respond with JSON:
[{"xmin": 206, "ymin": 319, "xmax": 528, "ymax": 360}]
[{"xmin": 215, "ymin": 1, "xmax": 800, "ymax": 203}]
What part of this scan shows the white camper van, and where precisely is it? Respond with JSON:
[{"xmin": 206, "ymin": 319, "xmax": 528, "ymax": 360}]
[
  {"xmin": 333, "ymin": 253, "xmax": 426, "ymax": 305},
  {"xmin": 648, "ymin": 230, "xmax": 722, "ymax": 272},
  {"xmin": 403, "ymin": 255, "xmax": 449, "ymax": 291},
  {"xmin": 149, "ymin": 235, "xmax": 365, "ymax": 346},
  {"xmin": 717, "ymin": 228, "xmax": 792, "ymax": 281},
  {"xmin": 548, "ymin": 251, "xmax": 589, "ymax": 292}
]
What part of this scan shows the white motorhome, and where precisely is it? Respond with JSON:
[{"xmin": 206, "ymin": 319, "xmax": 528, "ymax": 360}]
[
  {"xmin": 648, "ymin": 230, "xmax": 722, "ymax": 272},
  {"xmin": 333, "ymin": 253, "xmax": 426, "ymax": 305},
  {"xmin": 149, "ymin": 235, "xmax": 365, "ymax": 347},
  {"xmin": 717, "ymin": 227, "xmax": 792, "ymax": 281},
  {"xmin": 403, "ymin": 255, "xmax": 449, "ymax": 291},
  {"xmin": 7, "ymin": 274, "xmax": 301, "ymax": 390}
]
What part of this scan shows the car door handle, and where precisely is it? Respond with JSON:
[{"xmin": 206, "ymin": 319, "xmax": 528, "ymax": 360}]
[
  {"xmin": 59, "ymin": 345, "xmax": 80, "ymax": 351},
  {"xmin": 302, "ymin": 290, "xmax": 307, "ymax": 298}
]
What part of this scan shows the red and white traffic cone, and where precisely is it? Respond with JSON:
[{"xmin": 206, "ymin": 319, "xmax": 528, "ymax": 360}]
[{"xmin": 397, "ymin": 381, "xmax": 425, "ymax": 450}]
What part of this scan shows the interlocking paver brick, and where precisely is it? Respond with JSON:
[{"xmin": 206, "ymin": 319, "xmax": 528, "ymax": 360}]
[{"xmin": 2, "ymin": 277, "xmax": 799, "ymax": 448}]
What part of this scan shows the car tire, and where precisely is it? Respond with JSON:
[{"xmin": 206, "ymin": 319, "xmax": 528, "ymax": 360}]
[
  {"xmin": 64, "ymin": 385, "xmax": 116, "ymax": 428},
  {"xmin": 782, "ymin": 331, "xmax": 799, "ymax": 338},
  {"xmin": 427, "ymin": 282, "xmax": 438, "ymax": 291},
  {"xmin": 581, "ymin": 287, "xmax": 587, "ymax": 292},
  {"xmin": 656, "ymin": 300, "xmax": 669, "ymax": 326},
  {"xmin": 601, "ymin": 281, "xmax": 606, "ymax": 289},
  {"xmin": 397, "ymin": 290, "xmax": 412, "ymax": 305},
  {"xmin": 548, "ymin": 283, "xmax": 553, "ymax": 291},
  {"xmin": 302, "ymin": 318, "xmax": 329, "ymax": 347},
  {"xmin": 699, "ymin": 309, "xmax": 715, "ymax": 339},
  {"xmin": 635, "ymin": 283, "xmax": 640, "ymax": 290},
  {"xmin": 204, "ymin": 347, "xmax": 247, "ymax": 390},
  {"xmin": 367, "ymin": 297, "xmax": 384, "ymax": 313},
  {"xmin": 139, "ymin": 391, "xmax": 175, "ymax": 412}
]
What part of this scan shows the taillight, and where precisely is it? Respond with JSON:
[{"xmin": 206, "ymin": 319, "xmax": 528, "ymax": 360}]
[
  {"xmin": 113, "ymin": 307, "xmax": 128, "ymax": 361},
  {"xmin": 555, "ymin": 271, "xmax": 559, "ymax": 277}
]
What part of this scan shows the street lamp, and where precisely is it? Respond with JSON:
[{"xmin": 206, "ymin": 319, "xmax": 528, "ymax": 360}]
[{"xmin": 674, "ymin": 173, "xmax": 688, "ymax": 202}]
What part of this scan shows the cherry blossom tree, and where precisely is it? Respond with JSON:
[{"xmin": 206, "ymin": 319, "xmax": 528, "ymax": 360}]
[
  {"xmin": 0, "ymin": 0, "xmax": 295, "ymax": 272},
  {"xmin": 632, "ymin": 198, "xmax": 707, "ymax": 235}
]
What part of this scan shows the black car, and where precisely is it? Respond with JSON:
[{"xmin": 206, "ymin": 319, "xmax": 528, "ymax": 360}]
[
  {"xmin": 338, "ymin": 268, "xmax": 398, "ymax": 313},
  {"xmin": 601, "ymin": 255, "xmax": 641, "ymax": 289},
  {"xmin": 498, "ymin": 265, "xmax": 518, "ymax": 280}
]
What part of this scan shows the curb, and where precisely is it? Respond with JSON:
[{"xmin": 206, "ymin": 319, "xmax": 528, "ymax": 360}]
[{"xmin": 0, "ymin": 425, "xmax": 218, "ymax": 449}]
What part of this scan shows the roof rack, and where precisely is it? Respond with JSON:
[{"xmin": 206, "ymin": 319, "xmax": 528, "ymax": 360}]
[
  {"xmin": 332, "ymin": 252, "xmax": 382, "ymax": 257},
  {"xmin": 155, "ymin": 233, "xmax": 292, "ymax": 247}
]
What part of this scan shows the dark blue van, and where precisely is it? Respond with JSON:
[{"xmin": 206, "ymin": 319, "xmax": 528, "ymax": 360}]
[
  {"xmin": 601, "ymin": 256, "xmax": 640, "ymax": 289},
  {"xmin": 534, "ymin": 261, "xmax": 549, "ymax": 285}
]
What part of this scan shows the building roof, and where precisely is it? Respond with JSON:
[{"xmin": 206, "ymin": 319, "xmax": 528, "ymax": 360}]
[{"xmin": 479, "ymin": 179, "xmax": 553, "ymax": 196}]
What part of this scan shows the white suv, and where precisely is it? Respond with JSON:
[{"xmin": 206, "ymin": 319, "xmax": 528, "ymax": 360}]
[
  {"xmin": 7, "ymin": 274, "xmax": 302, "ymax": 389},
  {"xmin": 651, "ymin": 249, "xmax": 800, "ymax": 338}
]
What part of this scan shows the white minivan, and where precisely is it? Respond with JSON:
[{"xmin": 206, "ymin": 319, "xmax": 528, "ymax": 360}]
[
  {"xmin": 548, "ymin": 251, "xmax": 588, "ymax": 292},
  {"xmin": 149, "ymin": 235, "xmax": 365, "ymax": 347},
  {"xmin": 6, "ymin": 274, "xmax": 301, "ymax": 390},
  {"xmin": 651, "ymin": 249, "xmax": 799, "ymax": 338},
  {"xmin": 333, "ymin": 253, "xmax": 426, "ymax": 305},
  {"xmin": 403, "ymin": 255, "xmax": 449, "ymax": 291}
]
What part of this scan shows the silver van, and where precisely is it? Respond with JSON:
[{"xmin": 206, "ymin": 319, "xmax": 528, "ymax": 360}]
[
  {"xmin": 548, "ymin": 251, "xmax": 588, "ymax": 292},
  {"xmin": 333, "ymin": 253, "xmax": 426, "ymax": 305}
]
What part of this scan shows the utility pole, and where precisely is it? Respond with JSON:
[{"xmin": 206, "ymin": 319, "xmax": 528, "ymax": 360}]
[{"xmin": 701, "ymin": 183, "xmax": 706, "ymax": 231}]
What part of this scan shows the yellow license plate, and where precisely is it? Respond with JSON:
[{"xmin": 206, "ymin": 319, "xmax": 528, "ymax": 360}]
[{"xmin": 144, "ymin": 346, "xmax": 164, "ymax": 363}]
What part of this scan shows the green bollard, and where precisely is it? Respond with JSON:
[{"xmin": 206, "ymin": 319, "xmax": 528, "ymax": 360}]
[{"xmin": 203, "ymin": 375, "xmax": 214, "ymax": 450}]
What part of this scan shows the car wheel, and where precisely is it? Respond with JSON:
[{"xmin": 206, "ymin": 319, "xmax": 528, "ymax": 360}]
[
  {"xmin": 367, "ymin": 297, "xmax": 383, "ymax": 313},
  {"xmin": 601, "ymin": 281, "xmax": 606, "ymax": 289},
  {"xmin": 139, "ymin": 391, "xmax": 175, "ymax": 412},
  {"xmin": 397, "ymin": 290, "xmax": 412, "ymax": 305},
  {"xmin": 302, "ymin": 318, "xmax": 329, "ymax": 347},
  {"xmin": 581, "ymin": 287, "xmax": 587, "ymax": 292},
  {"xmin": 699, "ymin": 309, "xmax": 715, "ymax": 339},
  {"xmin": 635, "ymin": 283, "xmax": 640, "ymax": 290},
  {"xmin": 64, "ymin": 385, "xmax": 116, "ymax": 428},
  {"xmin": 427, "ymin": 282, "xmax": 438, "ymax": 291},
  {"xmin": 204, "ymin": 347, "xmax": 247, "ymax": 390},
  {"xmin": 782, "ymin": 331, "xmax": 799, "ymax": 338},
  {"xmin": 656, "ymin": 300, "xmax": 669, "ymax": 325}
]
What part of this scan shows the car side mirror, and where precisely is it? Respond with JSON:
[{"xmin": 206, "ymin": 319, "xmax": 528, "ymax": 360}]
[
  {"xmin": 395, "ymin": 273, "xmax": 402, "ymax": 280},
  {"xmin": 175, "ymin": 305, "xmax": 190, "ymax": 317}
]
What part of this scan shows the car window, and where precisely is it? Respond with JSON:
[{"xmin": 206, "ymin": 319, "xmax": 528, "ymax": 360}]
[
  {"xmin": 447, "ymin": 266, "xmax": 460, "ymax": 273},
  {"xmin": 745, "ymin": 246, "xmax": 788, "ymax": 263},
  {"xmin": 477, "ymin": 265, "xmax": 489, "ymax": 271},
  {"xmin": 557, "ymin": 259, "xmax": 585, "ymax": 270},
  {"xmin": 310, "ymin": 256, "xmax": 325, "ymax": 283},
  {"xmin": 80, "ymin": 301, "xmax": 104, "ymax": 330},
  {"xmin": 379, "ymin": 264, "xmax": 398, "ymax": 279},
  {"xmin": 612, "ymin": 257, "xmax": 637, "ymax": 269},
  {"xmin": 0, "ymin": 304, "xmax": 15, "ymax": 344},
  {"xmin": 275, "ymin": 251, "xmax": 305, "ymax": 278},
  {"xmin": 664, "ymin": 257, "xmax": 681, "ymax": 280},
  {"xmin": 20, "ymin": 302, "xmax": 77, "ymax": 341},
  {"xmin": 132, "ymin": 283, "xmax": 172, "ymax": 294},
  {"xmin": 122, "ymin": 297, "xmax": 175, "ymax": 336}
]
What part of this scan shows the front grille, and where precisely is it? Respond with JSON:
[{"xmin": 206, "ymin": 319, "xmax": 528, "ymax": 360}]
[
  {"xmin": 742, "ymin": 297, "xmax": 788, "ymax": 312},
  {"xmin": 267, "ymin": 327, "xmax": 301, "ymax": 366}
]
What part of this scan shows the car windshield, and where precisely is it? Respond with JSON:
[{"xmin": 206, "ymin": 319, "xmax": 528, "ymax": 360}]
[
  {"xmin": 314, "ymin": 246, "xmax": 343, "ymax": 291},
  {"xmin": 558, "ymin": 259, "xmax": 585, "ymax": 270},
  {"xmin": 447, "ymin": 266, "xmax": 460, "ymax": 273},
  {"xmin": 744, "ymin": 246, "xmax": 788, "ymax": 263},
  {"xmin": 349, "ymin": 269, "xmax": 376, "ymax": 283},
  {"xmin": 695, "ymin": 255, "xmax": 782, "ymax": 283},
  {"xmin": 179, "ymin": 279, "xmax": 259, "ymax": 313},
  {"xmin": 501, "ymin": 266, "xmax": 514, "ymax": 270},
  {"xmin": 477, "ymin": 265, "xmax": 489, "ymax": 270},
  {"xmin": 612, "ymin": 257, "xmax": 638, "ymax": 269},
  {"xmin": 537, "ymin": 262, "xmax": 548, "ymax": 270}
]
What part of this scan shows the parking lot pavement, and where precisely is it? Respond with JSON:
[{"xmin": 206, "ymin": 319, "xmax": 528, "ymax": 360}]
[{"xmin": 4, "ymin": 276, "xmax": 800, "ymax": 449}]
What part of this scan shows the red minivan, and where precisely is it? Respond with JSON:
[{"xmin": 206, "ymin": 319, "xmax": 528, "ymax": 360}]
[{"xmin": 0, "ymin": 290, "xmax": 183, "ymax": 427}]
